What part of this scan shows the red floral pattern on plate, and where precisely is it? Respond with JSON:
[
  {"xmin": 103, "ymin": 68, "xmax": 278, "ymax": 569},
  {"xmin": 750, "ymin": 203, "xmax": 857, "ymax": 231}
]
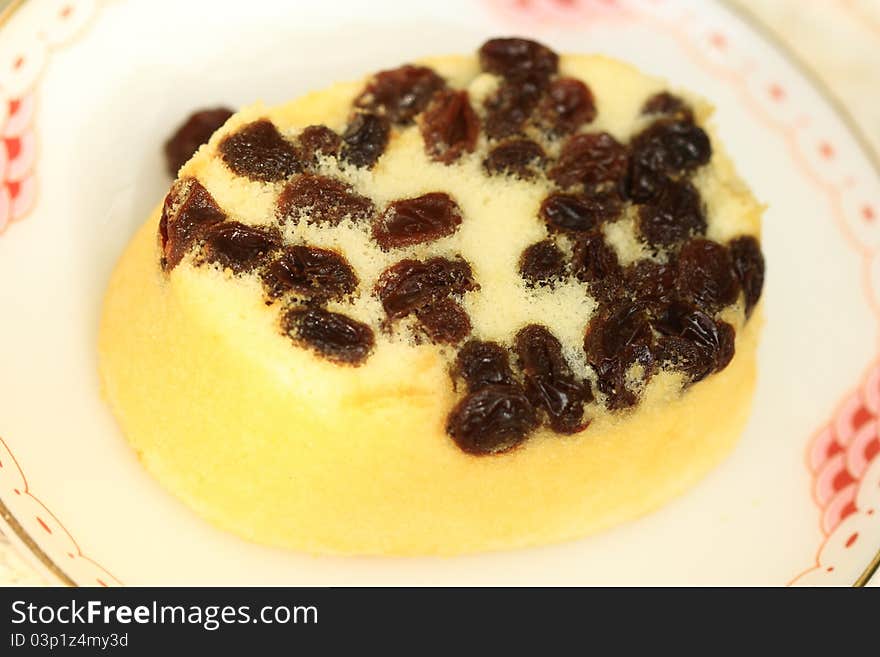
[
  {"xmin": 0, "ymin": 94, "xmax": 37, "ymax": 231},
  {"xmin": 0, "ymin": 0, "xmax": 96, "ymax": 233},
  {"xmin": 0, "ymin": 0, "xmax": 114, "ymax": 584},
  {"xmin": 789, "ymin": 364, "xmax": 880, "ymax": 584}
]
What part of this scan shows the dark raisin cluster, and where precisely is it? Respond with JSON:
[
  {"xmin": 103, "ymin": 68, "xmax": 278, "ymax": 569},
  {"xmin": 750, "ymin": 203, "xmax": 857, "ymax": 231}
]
[
  {"xmin": 158, "ymin": 37, "xmax": 765, "ymax": 456},
  {"xmin": 449, "ymin": 326, "xmax": 593, "ymax": 454},
  {"xmin": 159, "ymin": 177, "xmax": 373, "ymax": 364}
]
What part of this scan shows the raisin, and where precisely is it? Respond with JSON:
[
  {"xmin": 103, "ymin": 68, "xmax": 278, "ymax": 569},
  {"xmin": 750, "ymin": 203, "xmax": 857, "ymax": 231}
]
[
  {"xmin": 159, "ymin": 178, "xmax": 226, "ymax": 270},
  {"xmin": 550, "ymin": 132, "xmax": 629, "ymax": 190},
  {"xmin": 261, "ymin": 246, "xmax": 357, "ymax": 301},
  {"xmin": 218, "ymin": 119, "xmax": 302, "ymax": 182},
  {"xmin": 588, "ymin": 302, "xmax": 653, "ymax": 365},
  {"xmin": 446, "ymin": 384, "xmax": 539, "ymax": 455},
  {"xmin": 715, "ymin": 321, "xmax": 736, "ymax": 371},
  {"xmin": 282, "ymin": 307, "xmax": 374, "ymax": 364},
  {"xmin": 637, "ymin": 179, "xmax": 706, "ymax": 247},
  {"xmin": 456, "ymin": 340, "xmax": 516, "ymax": 389},
  {"xmin": 201, "ymin": 222, "xmax": 281, "ymax": 273},
  {"xmin": 626, "ymin": 119, "xmax": 711, "ymax": 202},
  {"xmin": 540, "ymin": 191, "xmax": 621, "ymax": 234},
  {"xmin": 478, "ymin": 38, "xmax": 558, "ymax": 82},
  {"xmin": 515, "ymin": 324, "xmax": 591, "ymax": 433},
  {"xmin": 729, "ymin": 235, "xmax": 765, "ymax": 317},
  {"xmin": 376, "ymin": 257, "xmax": 475, "ymax": 319},
  {"xmin": 164, "ymin": 107, "xmax": 234, "ymax": 176},
  {"xmin": 654, "ymin": 335, "xmax": 711, "ymax": 383},
  {"xmin": 420, "ymin": 89, "xmax": 480, "ymax": 163},
  {"xmin": 341, "ymin": 113, "xmax": 390, "ymax": 168},
  {"xmin": 676, "ymin": 238, "xmax": 740, "ymax": 312},
  {"xmin": 635, "ymin": 119, "xmax": 711, "ymax": 172},
  {"xmin": 653, "ymin": 302, "xmax": 735, "ymax": 382},
  {"xmin": 641, "ymin": 92, "xmax": 692, "ymax": 120},
  {"xmin": 572, "ymin": 232, "xmax": 624, "ymax": 303},
  {"xmin": 538, "ymin": 78, "xmax": 596, "ymax": 135},
  {"xmin": 298, "ymin": 125, "xmax": 342, "ymax": 162},
  {"xmin": 483, "ymin": 77, "xmax": 544, "ymax": 140},
  {"xmin": 519, "ymin": 240, "xmax": 567, "ymax": 286},
  {"xmin": 483, "ymin": 139, "xmax": 546, "ymax": 179},
  {"xmin": 584, "ymin": 301, "xmax": 655, "ymax": 409},
  {"xmin": 373, "ymin": 193, "xmax": 463, "ymax": 249},
  {"xmin": 355, "ymin": 65, "xmax": 446, "ymax": 124},
  {"xmin": 277, "ymin": 174, "xmax": 374, "ymax": 226},
  {"xmin": 625, "ymin": 259, "xmax": 676, "ymax": 313},
  {"xmin": 415, "ymin": 299, "xmax": 472, "ymax": 344}
]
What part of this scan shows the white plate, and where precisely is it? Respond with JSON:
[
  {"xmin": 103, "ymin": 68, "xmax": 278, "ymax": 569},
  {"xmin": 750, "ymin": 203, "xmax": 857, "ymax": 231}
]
[{"xmin": 1, "ymin": 0, "xmax": 878, "ymax": 586}]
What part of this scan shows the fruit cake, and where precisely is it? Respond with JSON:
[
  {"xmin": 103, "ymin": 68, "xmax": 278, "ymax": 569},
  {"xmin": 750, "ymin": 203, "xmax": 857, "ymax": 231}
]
[{"xmin": 98, "ymin": 38, "xmax": 765, "ymax": 555}]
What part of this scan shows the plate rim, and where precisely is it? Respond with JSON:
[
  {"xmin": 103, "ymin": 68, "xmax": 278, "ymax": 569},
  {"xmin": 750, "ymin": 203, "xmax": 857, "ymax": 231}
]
[
  {"xmin": 719, "ymin": 0, "xmax": 880, "ymax": 588},
  {"xmin": 0, "ymin": 0, "xmax": 877, "ymax": 586}
]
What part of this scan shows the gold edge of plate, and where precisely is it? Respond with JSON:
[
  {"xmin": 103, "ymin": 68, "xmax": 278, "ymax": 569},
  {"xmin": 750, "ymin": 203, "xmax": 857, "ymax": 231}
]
[
  {"xmin": 0, "ymin": 0, "xmax": 26, "ymax": 26},
  {"xmin": 718, "ymin": 0, "xmax": 880, "ymax": 587},
  {"xmin": 0, "ymin": 498, "xmax": 76, "ymax": 587},
  {"xmin": 853, "ymin": 548, "xmax": 880, "ymax": 587},
  {"xmin": 0, "ymin": 0, "xmax": 876, "ymax": 587}
]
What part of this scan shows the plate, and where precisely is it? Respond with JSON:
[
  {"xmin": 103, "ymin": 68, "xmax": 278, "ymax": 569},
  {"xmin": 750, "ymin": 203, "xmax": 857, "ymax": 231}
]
[{"xmin": 1, "ymin": 0, "xmax": 878, "ymax": 586}]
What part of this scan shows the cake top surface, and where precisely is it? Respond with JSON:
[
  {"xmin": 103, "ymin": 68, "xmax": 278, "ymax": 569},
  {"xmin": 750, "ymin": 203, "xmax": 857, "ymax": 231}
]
[{"xmin": 158, "ymin": 37, "xmax": 765, "ymax": 455}]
